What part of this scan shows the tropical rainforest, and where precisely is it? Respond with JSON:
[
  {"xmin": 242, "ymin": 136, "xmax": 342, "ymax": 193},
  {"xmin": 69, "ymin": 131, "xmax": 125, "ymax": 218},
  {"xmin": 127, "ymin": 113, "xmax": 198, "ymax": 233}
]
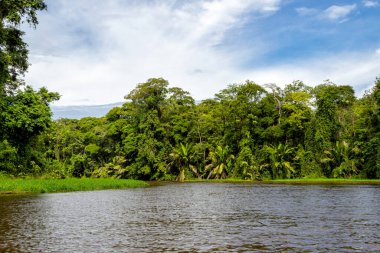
[{"xmin": 0, "ymin": 1, "xmax": 379, "ymax": 181}]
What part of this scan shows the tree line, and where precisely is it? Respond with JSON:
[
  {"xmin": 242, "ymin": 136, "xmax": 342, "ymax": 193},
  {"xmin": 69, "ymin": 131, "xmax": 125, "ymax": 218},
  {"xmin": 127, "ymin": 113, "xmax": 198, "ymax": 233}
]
[
  {"xmin": 0, "ymin": 1, "xmax": 379, "ymax": 180},
  {"xmin": 2, "ymin": 76, "xmax": 379, "ymax": 180}
]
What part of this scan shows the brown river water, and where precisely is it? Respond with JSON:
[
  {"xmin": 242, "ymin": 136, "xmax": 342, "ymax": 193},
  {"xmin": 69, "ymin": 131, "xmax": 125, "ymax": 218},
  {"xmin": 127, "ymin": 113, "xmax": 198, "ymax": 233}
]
[{"xmin": 0, "ymin": 183, "xmax": 379, "ymax": 252}]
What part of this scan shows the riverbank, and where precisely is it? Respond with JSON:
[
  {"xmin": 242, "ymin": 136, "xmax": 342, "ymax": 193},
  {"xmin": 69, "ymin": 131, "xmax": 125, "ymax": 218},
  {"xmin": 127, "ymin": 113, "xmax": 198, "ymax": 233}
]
[
  {"xmin": 1, "ymin": 178, "xmax": 379, "ymax": 195},
  {"xmin": 0, "ymin": 178, "xmax": 149, "ymax": 194},
  {"xmin": 266, "ymin": 178, "xmax": 380, "ymax": 185},
  {"xmin": 185, "ymin": 178, "xmax": 380, "ymax": 185}
]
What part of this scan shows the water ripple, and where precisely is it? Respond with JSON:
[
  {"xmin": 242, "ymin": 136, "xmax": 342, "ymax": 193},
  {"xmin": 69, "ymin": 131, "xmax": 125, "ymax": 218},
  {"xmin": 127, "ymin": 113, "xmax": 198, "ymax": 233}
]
[{"xmin": 0, "ymin": 183, "xmax": 379, "ymax": 252}]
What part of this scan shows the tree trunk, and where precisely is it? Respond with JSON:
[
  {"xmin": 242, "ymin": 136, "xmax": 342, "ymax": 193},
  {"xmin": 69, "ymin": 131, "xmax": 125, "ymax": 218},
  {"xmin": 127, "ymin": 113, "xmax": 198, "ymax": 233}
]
[{"xmin": 178, "ymin": 168, "xmax": 185, "ymax": 182}]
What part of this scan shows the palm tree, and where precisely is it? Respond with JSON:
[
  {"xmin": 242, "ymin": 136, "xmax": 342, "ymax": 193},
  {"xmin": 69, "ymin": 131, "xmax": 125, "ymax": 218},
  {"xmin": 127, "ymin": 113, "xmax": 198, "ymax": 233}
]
[
  {"xmin": 236, "ymin": 146, "xmax": 260, "ymax": 180},
  {"xmin": 206, "ymin": 145, "xmax": 234, "ymax": 179},
  {"xmin": 293, "ymin": 145, "xmax": 313, "ymax": 177},
  {"xmin": 321, "ymin": 141, "xmax": 357, "ymax": 178},
  {"xmin": 264, "ymin": 143, "xmax": 295, "ymax": 179},
  {"xmin": 169, "ymin": 143, "xmax": 194, "ymax": 182}
]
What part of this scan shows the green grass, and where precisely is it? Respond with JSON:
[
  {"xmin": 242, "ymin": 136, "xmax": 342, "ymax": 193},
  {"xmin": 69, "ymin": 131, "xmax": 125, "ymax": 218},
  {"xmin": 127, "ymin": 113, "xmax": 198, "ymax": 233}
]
[
  {"xmin": 185, "ymin": 178, "xmax": 380, "ymax": 185},
  {"xmin": 0, "ymin": 178, "xmax": 149, "ymax": 194},
  {"xmin": 1, "ymin": 178, "xmax": 378, "ymax": 194}
]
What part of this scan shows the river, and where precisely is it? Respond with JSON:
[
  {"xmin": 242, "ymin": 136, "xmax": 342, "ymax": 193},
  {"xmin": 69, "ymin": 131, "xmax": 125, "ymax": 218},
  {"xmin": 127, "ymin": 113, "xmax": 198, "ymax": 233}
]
[{"xmin": 0, "ymin": 183, "xmax": 379, "ymax": 252}]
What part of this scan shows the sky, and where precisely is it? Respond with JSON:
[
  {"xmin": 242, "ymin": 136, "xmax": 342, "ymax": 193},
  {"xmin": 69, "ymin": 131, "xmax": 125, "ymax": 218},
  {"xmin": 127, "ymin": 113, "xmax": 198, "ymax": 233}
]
[{"xmin": 23, "ymin": 0, "xmax": 380, "ymax": 105}]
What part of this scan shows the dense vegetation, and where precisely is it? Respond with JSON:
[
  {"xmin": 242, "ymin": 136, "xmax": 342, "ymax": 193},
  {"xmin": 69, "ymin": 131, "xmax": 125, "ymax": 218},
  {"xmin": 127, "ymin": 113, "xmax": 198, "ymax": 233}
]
[
  {"xmin": 0, "ymin": 1, "xmax": 379, "ymax": 181},
  {"xmin": 33, "ymin": 78, "xmax": 378, "ymax": 181}
]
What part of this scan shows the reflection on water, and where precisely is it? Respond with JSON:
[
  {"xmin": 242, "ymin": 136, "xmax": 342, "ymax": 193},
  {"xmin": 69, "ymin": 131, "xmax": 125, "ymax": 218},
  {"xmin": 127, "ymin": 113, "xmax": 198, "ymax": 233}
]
[{"xmin": 0, "ymin": 183, "xmax": 379, "ymax": 252}]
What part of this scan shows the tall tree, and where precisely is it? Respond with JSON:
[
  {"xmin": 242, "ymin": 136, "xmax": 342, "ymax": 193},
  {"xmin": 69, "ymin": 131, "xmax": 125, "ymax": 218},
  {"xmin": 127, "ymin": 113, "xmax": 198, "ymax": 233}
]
[
  {"xmin": 215, "ymin": 81, "xmax": 267, "ymax": 152},
  {"xmin": 353, "ymin": 78, "xmax": 380, "ymax": 178},
  {"xmin": 0, "ymin": 1, "xmax": 60, "ymax": 174},
  {"xmin": 122, "ymin": 78, "xmax": 171, "ymax": 179},
  {"xmin": 0, "ymin": 0, "xmax": 47, "ymax": 95},
  {"xmin": 313, "ymin": 82, "xmax": 355, "ymax": 151},
  {"xmin": 282, "ymin": 81, "xmax": 312, "ymax": 146}
]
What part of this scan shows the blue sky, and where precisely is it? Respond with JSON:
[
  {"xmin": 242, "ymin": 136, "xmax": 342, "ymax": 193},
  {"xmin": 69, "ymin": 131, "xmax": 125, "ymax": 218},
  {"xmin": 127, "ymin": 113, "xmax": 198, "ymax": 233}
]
[{"xmin": 23, "ymin": 0, "xmax": 380, "ymax": 105}]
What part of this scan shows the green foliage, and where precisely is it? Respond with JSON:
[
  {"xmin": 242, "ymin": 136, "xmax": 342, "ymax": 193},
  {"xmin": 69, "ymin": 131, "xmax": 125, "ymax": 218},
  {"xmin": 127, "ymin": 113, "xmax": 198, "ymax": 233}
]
[
  {"xmin": 6, "ymin": 76, "xmax": 375, "ymax": 180},
  {"xmin": 205, "ymin": 145, "xmax": 234, "ymax": 179},
  {"xmin": 235, "ymin": 146, "xmax": 259, "ymax": 180},
  {"xmin": 321, "ymin": 141, "xmax": 357, "ymax": 178},
  {"xmin": 264, "ymin": 144, "xmax": 295, "ymax": 179},
  {"xmin": 169, "ymin": 143, "xmax": 195, "ymax": 182},
  {"xmin": 0, "ymin": 140, "xmax": 17, "ymax": 173},
  {"xmin": 3, "ymin": 76, "xmax": 379, "ymax": 180},
  {"xmin": 0, "ymin": 1, "xmax": 60, "ymax": 176},
  {"xmin": 2, "ymin": 86, "xmax": 59, "ymax": 144},
  {"xmin": 0, "ymin": 0, "xmax": 47, "ymax": 26},
  {"xmin": 0, "ymin": 0, "xmax": 47, "ymax": 93},
  {"xmin": 312, "ymin": 82, "xmax": 355, "ymax": 151}
]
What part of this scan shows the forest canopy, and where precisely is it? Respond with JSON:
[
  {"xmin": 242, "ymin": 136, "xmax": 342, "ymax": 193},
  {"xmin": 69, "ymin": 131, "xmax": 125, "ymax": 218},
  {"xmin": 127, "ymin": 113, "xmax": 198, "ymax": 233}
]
[{"xmin": 1, "ymin": 76, "xmax": 379, "ymax": 180}]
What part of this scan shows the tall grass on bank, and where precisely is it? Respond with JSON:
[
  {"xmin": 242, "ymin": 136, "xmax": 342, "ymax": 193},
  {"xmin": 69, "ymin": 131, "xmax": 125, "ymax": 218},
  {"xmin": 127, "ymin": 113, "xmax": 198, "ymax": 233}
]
[{"xmin": 0, "ymin": 178, "xmax": 149, "ymax": 194}]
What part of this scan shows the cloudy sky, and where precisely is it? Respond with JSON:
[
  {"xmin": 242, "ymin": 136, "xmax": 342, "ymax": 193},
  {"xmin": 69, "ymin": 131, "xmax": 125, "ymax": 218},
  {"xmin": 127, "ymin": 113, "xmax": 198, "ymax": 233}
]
[{"xmin": 23, "ymin": 0, "xmax": 380, "ymax": 105}]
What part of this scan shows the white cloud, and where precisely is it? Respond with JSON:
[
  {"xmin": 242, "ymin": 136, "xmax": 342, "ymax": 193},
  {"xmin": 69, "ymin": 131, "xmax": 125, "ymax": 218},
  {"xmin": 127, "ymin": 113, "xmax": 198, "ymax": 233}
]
[
  {"xmin": 24, "ymin": 0, "xmax": 282, "ymax": 105},
  {"xmin": 296, "ymin": 4, "xmax": 357, "ymax": 21},
  {"xmin": 376, "ymin": 48, "xmax": 380, "ymax": 56},
  {"xmin": 22, "ymin": 0, "xmax": 378, "ymax": 106},
  {"xmin": 243, "ymin": 51, "xmax": 380, "ymax": 96},
  {"xmin": 323, "ymin": 4, "xmax": 357, "ymax": 21},
  {"xmin": 295, "ymin": 7, "xmax": 318, "ymax": 16},
  {"xmin": 363, "ymin": 0, "xmax": 379, "ymax": 7}
]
